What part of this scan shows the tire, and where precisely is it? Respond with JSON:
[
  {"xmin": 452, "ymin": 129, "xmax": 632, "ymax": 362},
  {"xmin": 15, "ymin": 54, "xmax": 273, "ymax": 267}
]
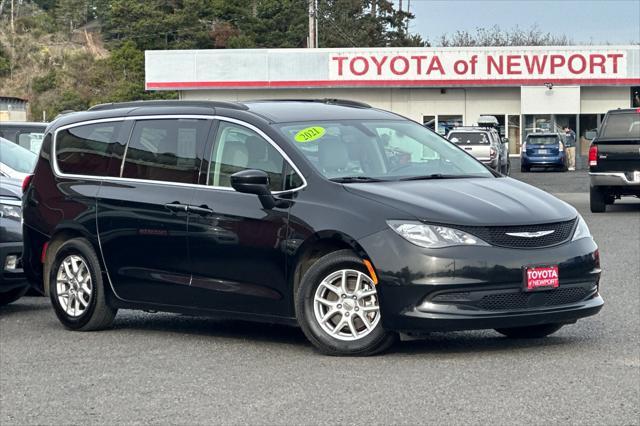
[
  {"xmin": 495, "ymin": 323, "xmax": 564, "ymax": 338},
  {"xmin": 0, "ymin": 286, "xmax": 29, "ymax": 306},
  {"xmin": 590, "ymin": 186, "xmax": 607, "ymax": 213},
  {"xmin": 295, "ymin": 249, "xmax": 397, "ymax": 356},
  {"xmin": 48, "ymin": 238, "xmax": 116, "ymax": 331}
]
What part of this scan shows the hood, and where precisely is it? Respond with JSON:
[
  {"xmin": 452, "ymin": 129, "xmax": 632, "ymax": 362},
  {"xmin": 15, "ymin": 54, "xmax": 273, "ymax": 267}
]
[{"xmin": 344, "ymin": 177, "xmax": 576, "ymax": 226}]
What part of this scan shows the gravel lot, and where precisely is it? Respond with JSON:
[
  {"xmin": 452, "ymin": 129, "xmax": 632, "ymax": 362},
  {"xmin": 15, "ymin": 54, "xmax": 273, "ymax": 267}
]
[{"xmin": 1, "ymin": 166, "xmax": 639, "ymax": 425}]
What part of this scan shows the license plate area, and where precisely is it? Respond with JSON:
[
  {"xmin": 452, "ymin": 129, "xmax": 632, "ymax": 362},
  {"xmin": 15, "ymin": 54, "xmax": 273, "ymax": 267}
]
[
  {"xmin": 523, "ymin": 265, "xmax": 559, "ymax": 292},
  {"xmin": 634, "ymin": 171, "xmax": 640, "ymax": 182},
  {"xmin": 537, "ymin": 149, "xmax": 548, "ymax": 154}
]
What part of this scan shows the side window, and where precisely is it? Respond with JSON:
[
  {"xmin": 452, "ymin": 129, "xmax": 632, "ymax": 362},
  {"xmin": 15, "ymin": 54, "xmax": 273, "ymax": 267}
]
[
  {"xmin": 209, "ymin": 122, "xmax": 291, "ymax": 191},
  {"xmin": 56, "ymin": 122, "xmax": 123, "ymax": 176},
  {"xmin": 122, "ymin": 119, "xmax": 209, "ymax": 184}
]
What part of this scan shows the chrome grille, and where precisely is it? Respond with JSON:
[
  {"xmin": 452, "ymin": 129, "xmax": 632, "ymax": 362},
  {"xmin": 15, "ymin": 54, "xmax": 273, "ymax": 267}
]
[{"xmin": 453, "ymin": 219, "xmax": 577, "ymax": 248}]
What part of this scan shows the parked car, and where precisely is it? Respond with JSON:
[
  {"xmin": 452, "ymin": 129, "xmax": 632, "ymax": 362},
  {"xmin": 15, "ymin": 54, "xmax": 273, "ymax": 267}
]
[
  {"xmin": 22, "ymin": 100, "xmax": 602, "ymax": 355},
  {"xmin": 520, "ymin": 133, "xmax": 567, "ymax": 172},
  {"xmin": 589, "ymin": 108, "xmax": 640, "ymax": 212},
  {"xmin": 0, "ymin": 121, "xmax": 47, "ymax": 154},
  {"xmin": 0, "ymin": 177, "xmax": 29, "ymax": 306},
  {"xmin": 0, "ymin": 137, "xmax": 38, "ymax": 181},
  {"xmin": 447, "ymin": 120, "xmax": 509, "ymax": 175}
]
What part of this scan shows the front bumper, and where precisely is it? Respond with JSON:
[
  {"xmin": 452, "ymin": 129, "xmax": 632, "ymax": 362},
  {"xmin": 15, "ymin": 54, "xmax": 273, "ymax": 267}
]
[
  {"xmin": 0, "ymin": 241, "xmax": 29, "ymax": 292},
  {"xmin": 359, "ymin": 229, "xmax": 603, "ymax": 333},
  {"xmin": 589, "ymin": 172, "xmax": 640, "ymax": 187}
]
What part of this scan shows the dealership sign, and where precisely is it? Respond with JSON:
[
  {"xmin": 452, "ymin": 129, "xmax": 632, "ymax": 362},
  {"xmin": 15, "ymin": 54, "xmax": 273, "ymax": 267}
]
[{"xmin": 146, "ymin": 46, "xmax": 640, "ymax": 90}]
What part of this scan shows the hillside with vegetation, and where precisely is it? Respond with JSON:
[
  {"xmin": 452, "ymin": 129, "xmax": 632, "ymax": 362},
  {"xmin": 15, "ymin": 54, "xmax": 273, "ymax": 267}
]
[{"xmin": 0, "ymin": 0, "xmax": 424, "ymax": 120}]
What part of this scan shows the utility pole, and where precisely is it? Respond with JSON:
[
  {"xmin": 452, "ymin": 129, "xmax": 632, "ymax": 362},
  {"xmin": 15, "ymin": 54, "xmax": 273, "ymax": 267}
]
[
  {"xmin": 308, "ymin": 0, "xmax": 318, "ymax": 48},
  {"xmin": 10, "ymin": 0, "xmax": 14, "ymax": 33}
]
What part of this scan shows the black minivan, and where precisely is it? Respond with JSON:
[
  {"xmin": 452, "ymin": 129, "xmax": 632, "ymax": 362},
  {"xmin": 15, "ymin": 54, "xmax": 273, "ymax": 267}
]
[{"xmin": 22, "ymin": 100, "xmax": 603, "ymax": 355}]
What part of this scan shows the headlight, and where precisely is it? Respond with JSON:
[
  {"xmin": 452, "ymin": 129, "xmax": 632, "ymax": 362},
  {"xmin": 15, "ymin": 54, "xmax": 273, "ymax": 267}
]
[
  {"xmin": 0, "ymin": 200, "xmax": 22, "ymax": 221},
  {"xmin": 571, "ymin": 215, "xmax": 592, "ymax": 241},
  {"xmin": 387, "ymin": 220, "xmax": 489, "ymax": 248}
]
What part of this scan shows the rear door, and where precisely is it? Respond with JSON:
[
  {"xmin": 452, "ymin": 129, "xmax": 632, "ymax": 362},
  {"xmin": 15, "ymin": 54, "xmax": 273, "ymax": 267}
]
[
  {"xmin": 448, "ymin": 132, "xmax": 492, "ymax": 161},
  {"xmin": 97, "ymin": 117, "xmax": 212, "ymax": 305},
  {"xmin": 186, "ymin": 118, "xmax": 302, "ymax": 316}
]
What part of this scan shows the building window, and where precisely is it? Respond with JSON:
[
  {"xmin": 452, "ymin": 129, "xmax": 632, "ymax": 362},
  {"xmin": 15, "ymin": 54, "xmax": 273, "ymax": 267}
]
[
  {"xmin": 632, "ymin": 87, "xmax": 640, "ymax": 108},
  {"xmin": 422, "ymin": 115, "xmax": 435, "ymax": 132},
  {"xmin": 579, "ymin": 114, "xmax": 599, "ymax": 156},
  {"xmin": 437, "ymin": 115, "xmax": 463, "ymax": 135}
]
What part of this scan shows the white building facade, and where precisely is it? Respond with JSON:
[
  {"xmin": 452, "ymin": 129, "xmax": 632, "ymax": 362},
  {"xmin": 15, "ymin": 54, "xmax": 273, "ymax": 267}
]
[{"xmin": 145, "ymin": 46, "xmax": 640, "ymax": 159}]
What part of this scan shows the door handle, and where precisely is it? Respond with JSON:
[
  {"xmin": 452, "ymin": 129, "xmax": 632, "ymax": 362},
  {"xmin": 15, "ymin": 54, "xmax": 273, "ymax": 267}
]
[
  {"xmin": 188, "ymin": 205, "xmax": 214, "ymax": 216},
  {"xmin": 164, "ymin": 202, "xmax": 188, "ymax": 212}
]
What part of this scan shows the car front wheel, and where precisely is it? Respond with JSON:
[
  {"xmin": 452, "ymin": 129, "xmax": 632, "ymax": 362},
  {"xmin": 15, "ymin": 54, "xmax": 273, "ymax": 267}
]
[
  {"xmin": 49, "ymin": 238, "xmax": 117, "ymax": 331},
  {"xmin": 295, "ymin": 249, "xmax": 396, "ymax": 356}
]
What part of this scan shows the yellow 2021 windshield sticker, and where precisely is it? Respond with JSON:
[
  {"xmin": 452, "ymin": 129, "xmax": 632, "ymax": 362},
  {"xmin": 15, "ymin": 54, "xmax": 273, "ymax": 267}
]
[{"xmin": 294, "ymin": 126, "xmax": 326, "ymax": 143}]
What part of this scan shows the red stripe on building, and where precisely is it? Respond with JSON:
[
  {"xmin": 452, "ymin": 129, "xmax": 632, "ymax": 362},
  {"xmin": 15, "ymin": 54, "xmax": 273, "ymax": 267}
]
[{"xmin": 146, "ymin": 78, "xmax": 640, "ymax": 90}]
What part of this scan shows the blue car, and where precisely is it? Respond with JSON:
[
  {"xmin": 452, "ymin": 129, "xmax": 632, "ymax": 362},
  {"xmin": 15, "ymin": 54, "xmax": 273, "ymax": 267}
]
[{"xmin": 521, "ymin": 133, "xmax": 567, "ymax": 172}]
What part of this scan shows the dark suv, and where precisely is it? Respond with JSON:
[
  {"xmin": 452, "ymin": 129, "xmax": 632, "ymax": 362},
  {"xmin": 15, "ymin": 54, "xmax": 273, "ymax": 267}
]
[{"xmin": 22, "ymin": 100, "xmax": 603, "ymax": 355}]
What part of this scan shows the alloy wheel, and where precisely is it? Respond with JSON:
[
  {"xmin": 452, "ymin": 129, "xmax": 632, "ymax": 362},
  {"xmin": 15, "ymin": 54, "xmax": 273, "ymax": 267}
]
[
  {"xmin": 313, "ymin": 269, "xmax": 381, "ymax": 341},
  {"xmin": 56, "ymin": 255, "xmax": 93, "ymax": 317}
]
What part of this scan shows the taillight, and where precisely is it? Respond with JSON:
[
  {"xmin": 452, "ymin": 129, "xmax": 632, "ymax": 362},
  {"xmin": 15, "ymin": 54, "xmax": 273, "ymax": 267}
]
[
  {"xmin": 522, "ymin": 142, "xmax": 527, "ymax": 151},
  {"xmin": 22, "ymin": 174, "xmax": 34, "ymax": 193},
  {"xmin": 490, "ymin": 147, "xmax": 497, "ymax": 158},
  {"xmin": 588, "ymin": 145, "xmax": 598, "ymax": 166}
]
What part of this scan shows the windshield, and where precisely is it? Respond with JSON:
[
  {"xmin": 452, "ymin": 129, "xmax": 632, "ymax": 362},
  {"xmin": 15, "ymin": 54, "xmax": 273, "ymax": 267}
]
[
  {"xmin": 526, "ymin": 135, "xmax": 560, "ymax": 145},
  {"xmin": 0, "ymin": 137, "xmax": 37, "ymax": 173},
  {"xmin": 600, "ymin": 112, "xmax": 640, "ymax": 139},
  {"xmin": 276, "ymin": 120, "xmax": 493, "ymax": 181},
  {"xmin": 448, "ymin": 132, "xmax": 490, "ymax": 145}
]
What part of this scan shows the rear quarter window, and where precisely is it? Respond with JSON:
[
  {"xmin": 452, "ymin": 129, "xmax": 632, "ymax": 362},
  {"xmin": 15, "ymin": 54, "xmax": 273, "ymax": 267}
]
[{"xmin": 56, "ymin": 122, "xmax": 124, "ymax": 176}]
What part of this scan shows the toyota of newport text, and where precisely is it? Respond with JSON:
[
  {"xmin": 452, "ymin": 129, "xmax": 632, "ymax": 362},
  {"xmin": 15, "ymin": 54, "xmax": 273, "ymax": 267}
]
[{"xmin": 21, "ymin": 99, "xmax": 603, "ymax": 356}]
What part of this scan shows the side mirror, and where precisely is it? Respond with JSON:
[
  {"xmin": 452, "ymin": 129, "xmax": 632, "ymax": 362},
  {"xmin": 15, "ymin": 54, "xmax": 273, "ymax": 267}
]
[{"xmin": 230, "ymin": 169, "xmax": 277, "ymax": 209}]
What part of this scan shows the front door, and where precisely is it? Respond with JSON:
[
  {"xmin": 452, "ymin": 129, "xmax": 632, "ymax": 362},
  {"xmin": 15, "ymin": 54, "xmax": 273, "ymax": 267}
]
[
  {"xmin": 97, "ymin": 117, "xmax": 212, "ymax": 305},
  {"xmin": 187, "ymin": 119, "xmax": 302, "ymax": 316}
]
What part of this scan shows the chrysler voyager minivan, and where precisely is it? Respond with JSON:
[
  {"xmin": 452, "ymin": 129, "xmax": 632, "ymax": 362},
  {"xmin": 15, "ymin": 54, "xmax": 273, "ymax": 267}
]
[{"xmin": 22, "ymin": 100, "xmax": 603, "ymax": 355}]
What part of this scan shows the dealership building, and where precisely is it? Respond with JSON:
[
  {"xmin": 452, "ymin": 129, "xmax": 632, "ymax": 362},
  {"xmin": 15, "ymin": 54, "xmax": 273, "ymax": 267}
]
[{"xmin": 145, "ymin": 45, "xmax": 640, "ymax": 162}]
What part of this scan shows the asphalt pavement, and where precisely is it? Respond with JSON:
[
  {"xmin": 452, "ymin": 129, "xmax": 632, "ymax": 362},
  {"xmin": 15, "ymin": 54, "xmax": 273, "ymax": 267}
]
[{"xmin": 1, "ymin": 166, "xmax": 639, "ymax": 425}]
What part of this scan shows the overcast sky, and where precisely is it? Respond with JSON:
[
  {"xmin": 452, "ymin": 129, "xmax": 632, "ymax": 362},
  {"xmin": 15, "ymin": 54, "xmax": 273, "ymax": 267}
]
[{"xmin": 406, "ymin": 0, "xmax": 640, "ymax": 45}]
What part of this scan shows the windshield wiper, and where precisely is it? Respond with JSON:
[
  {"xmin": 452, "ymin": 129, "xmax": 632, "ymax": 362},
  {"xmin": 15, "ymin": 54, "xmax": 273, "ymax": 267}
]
[
  {"xmin": 330, "ymin": 176, "xmax": 386, "ymax": 183},
  {"xmin": 395, "ymin": 174, "xmax": 475, "ymax": 181}
]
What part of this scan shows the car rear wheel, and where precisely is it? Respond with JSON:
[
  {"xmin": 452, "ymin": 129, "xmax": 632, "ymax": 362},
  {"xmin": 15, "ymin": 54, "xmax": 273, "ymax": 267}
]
[
  {"xmin": 295, "ymin": 249, "xmax": 396, "ymax": 356},
  {"xmin": 590, "ymin": 186, "xmax": 607, "ymax": 213},
  {"xmin": 495, "ymin": 323, "xmax": 564, "ymax": 338},
  {"xmin": 49, "ymin": 238, "xmax": 117, "ymax": 331},
  {"xmin": 0, "ymin": 286, "xmax": 29, "ymax": 306}
]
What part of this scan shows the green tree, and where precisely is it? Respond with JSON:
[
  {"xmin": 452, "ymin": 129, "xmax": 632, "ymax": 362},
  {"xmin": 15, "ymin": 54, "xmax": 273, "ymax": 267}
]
[{"xmin": 55, "ymin": 0, "xmax": 91, "ymax": 33}]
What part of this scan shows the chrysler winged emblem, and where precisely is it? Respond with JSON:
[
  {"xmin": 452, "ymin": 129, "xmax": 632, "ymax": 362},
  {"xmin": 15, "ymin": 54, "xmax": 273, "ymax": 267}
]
[{"xmin": 506, "ymin": 230, "xmax": 555, "ymax": 238}]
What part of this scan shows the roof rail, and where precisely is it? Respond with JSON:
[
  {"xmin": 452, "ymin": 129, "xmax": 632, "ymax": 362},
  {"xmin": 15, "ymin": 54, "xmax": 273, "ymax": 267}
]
[
  {"xmin": 88, "ymin": 100, "xmax": 249, "ymax": 112},
  {"xmin": 244, "ymin": 98, "xmax": 372, "ymax": 109}
]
